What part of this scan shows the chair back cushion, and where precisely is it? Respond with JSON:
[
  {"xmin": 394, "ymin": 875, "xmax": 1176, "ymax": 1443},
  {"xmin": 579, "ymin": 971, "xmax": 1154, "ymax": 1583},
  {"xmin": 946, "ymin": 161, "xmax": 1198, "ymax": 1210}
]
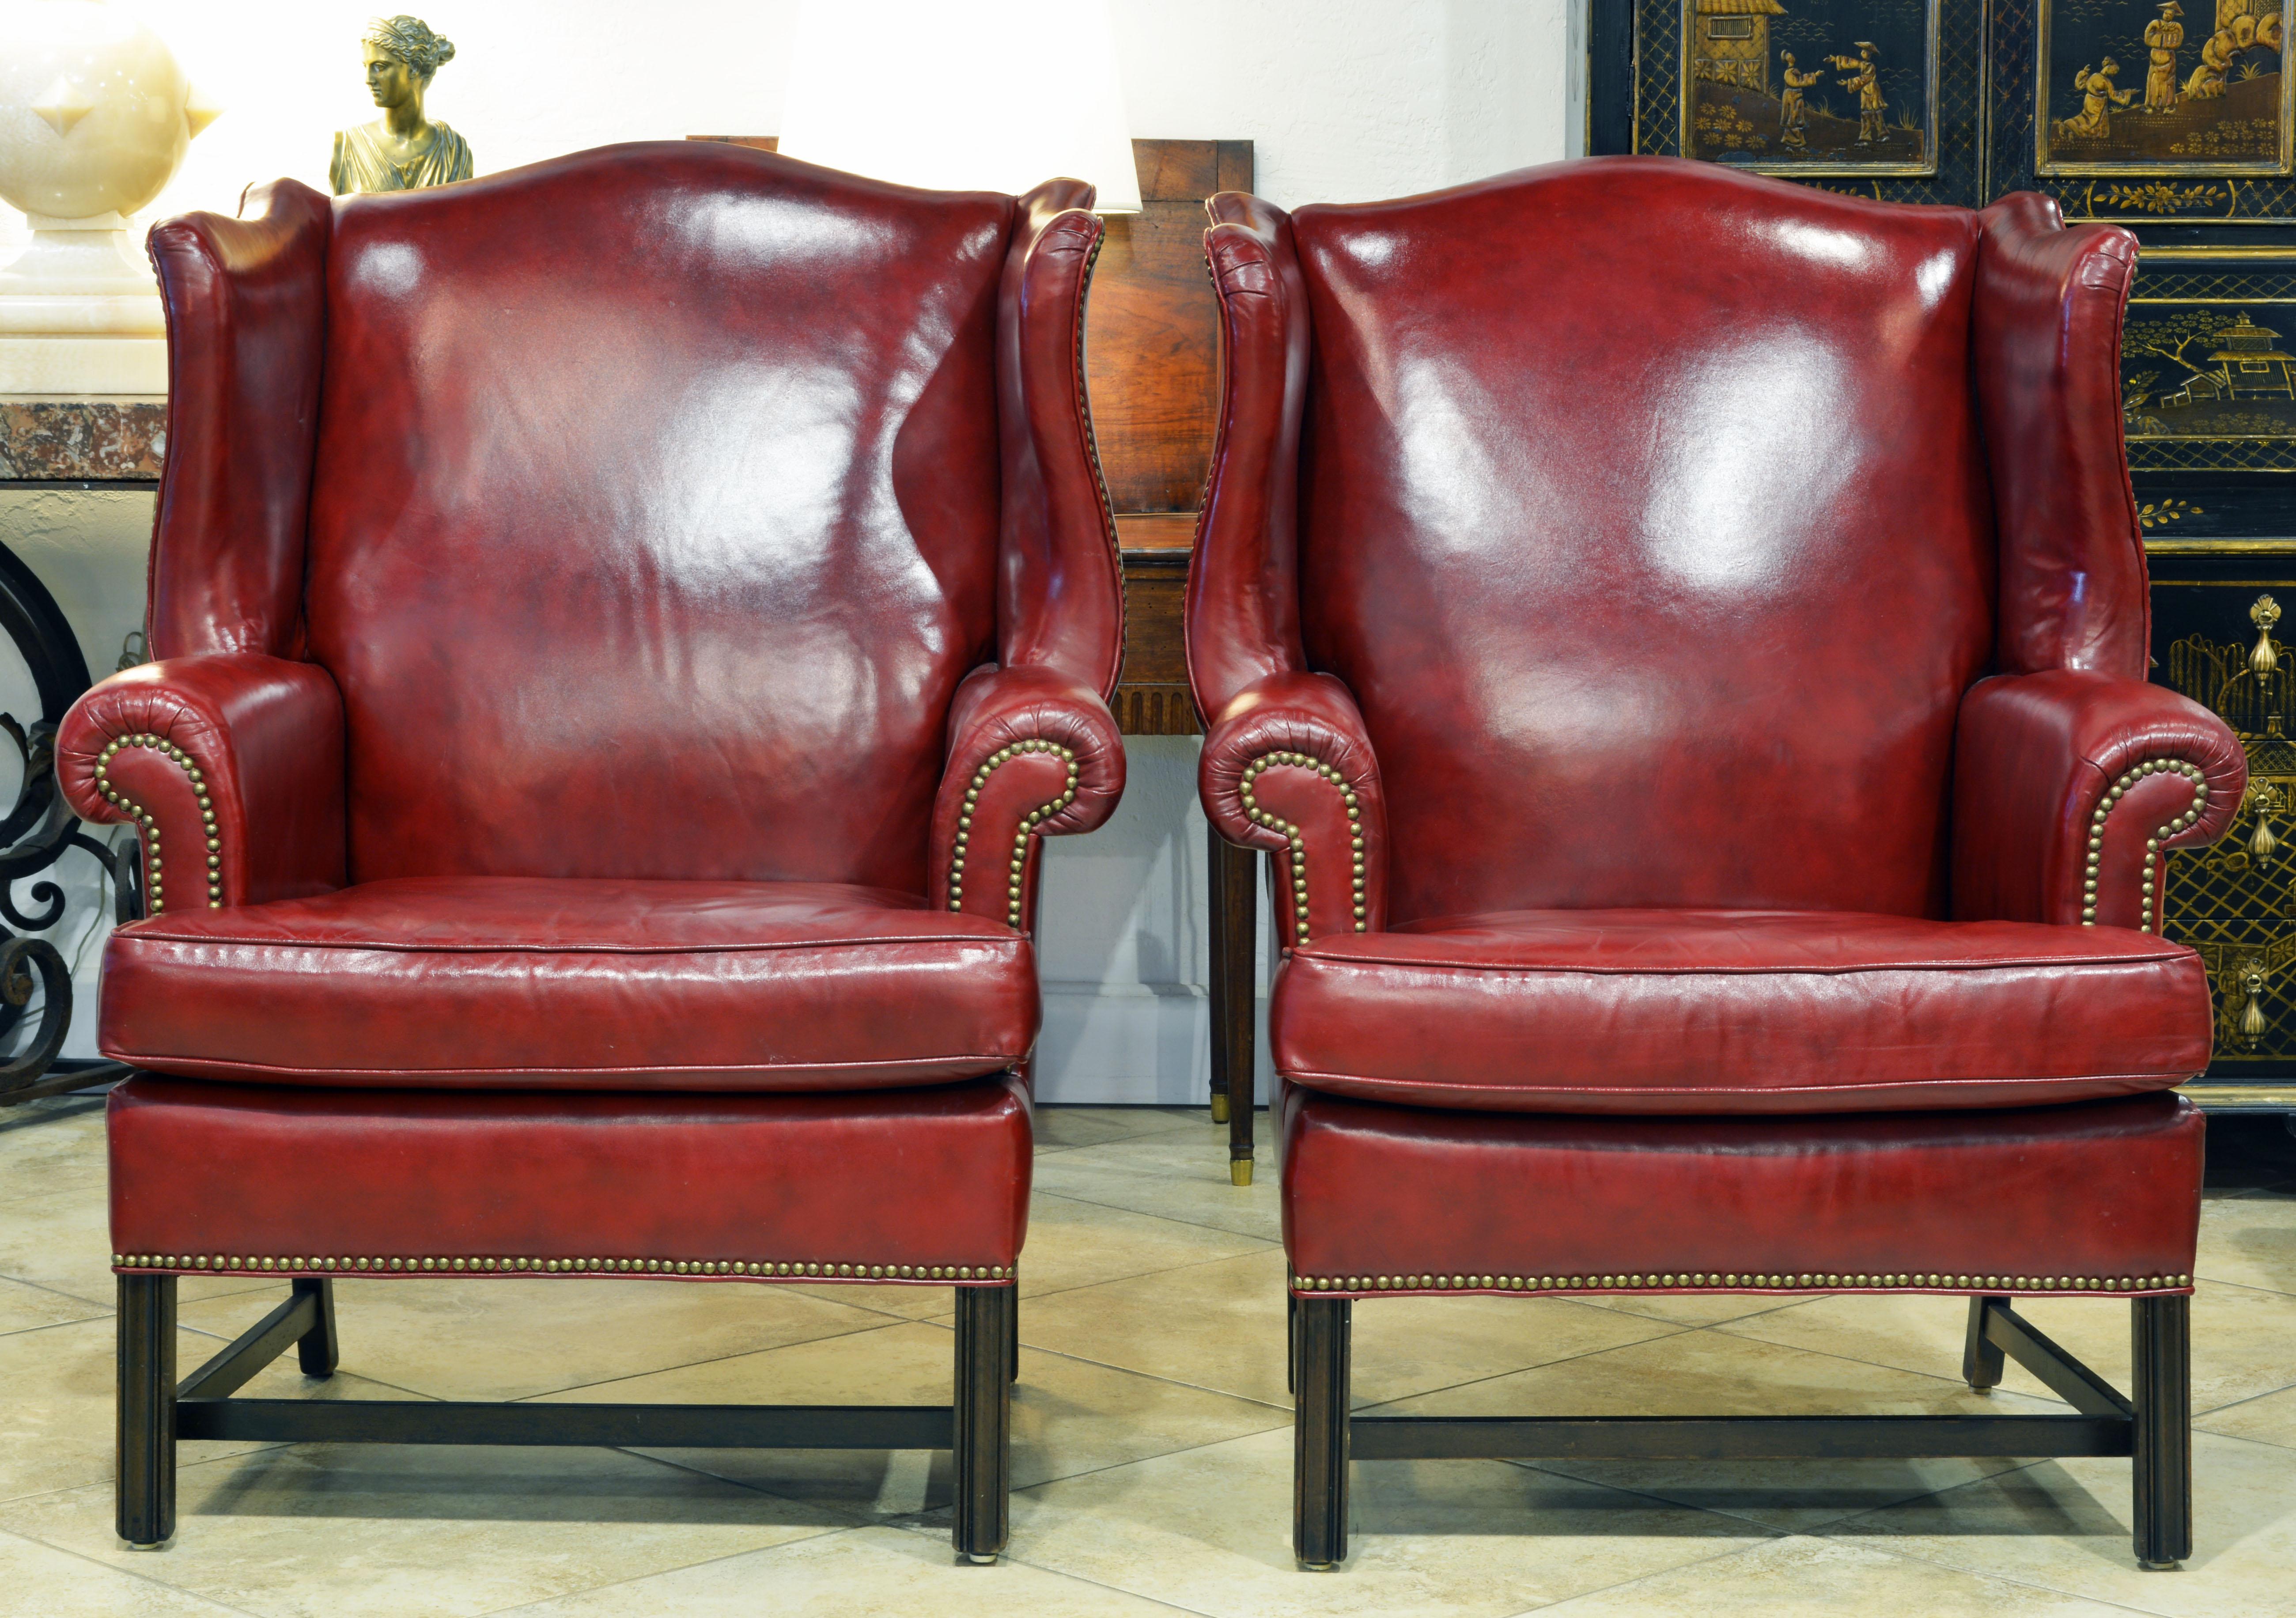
[
  {"xmin": 306, "ymin": 144, "xmax": 1011, "ymax": 886},
  {"xmin": 1290, "ymin": 162, "xmax": 1993, "ymax": 921}
]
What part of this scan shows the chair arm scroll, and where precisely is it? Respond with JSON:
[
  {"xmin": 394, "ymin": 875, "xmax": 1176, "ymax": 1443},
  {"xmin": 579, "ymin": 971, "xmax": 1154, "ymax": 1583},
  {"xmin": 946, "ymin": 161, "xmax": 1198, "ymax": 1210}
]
[
  {"xmin": 1200, "ymin": 672, "xmax": 1388, "ymax": 946},
  {"xmin": 58, "ymin": 653, "xmax": 347, "ymax": 913},
  {"xmin": 931, "ymin": 665, "xmax": 1125, "ymax": 928},
  {"xmin": 1952, "ymin": 670, "xmax": 2245, "ymax": 931}
]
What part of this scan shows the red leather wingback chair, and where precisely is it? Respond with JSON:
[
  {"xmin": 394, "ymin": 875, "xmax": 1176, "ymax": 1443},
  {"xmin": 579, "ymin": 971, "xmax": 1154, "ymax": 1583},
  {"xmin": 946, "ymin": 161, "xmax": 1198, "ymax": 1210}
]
[
  {"xmin": 61, "ymin": 142, "xmax": 1125, "ymax": 1561},
  {"xmin": 1189, "ymin": 157, "xmax": 2244, "ymax": 1571}
]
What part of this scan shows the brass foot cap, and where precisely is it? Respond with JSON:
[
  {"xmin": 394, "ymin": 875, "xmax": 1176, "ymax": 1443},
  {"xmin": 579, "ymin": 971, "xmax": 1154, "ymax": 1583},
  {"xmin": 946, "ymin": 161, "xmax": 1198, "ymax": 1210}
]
[
  {"xmin": 2139, "ymin": 1560, "xmax": 2183, "ymax": 1572},
  {"xmin": 1210, "ymin": 1095, "xmax": 1231, "ymax": 1123},
  {"xmin": 964, "ymin": 1552, "xmax": 999, "ymax": 1565},
  {"xmin": 1230, "ymin": 1160, "xmax": 1254, "ymax": 1187},
  {"xmin": 121, "ymin": 1539, "xmax": 172, "ymax": 1553},
  {"xmin": 1299, "ymin": 1560, "xmax": 1337, "ymax": 1572}
]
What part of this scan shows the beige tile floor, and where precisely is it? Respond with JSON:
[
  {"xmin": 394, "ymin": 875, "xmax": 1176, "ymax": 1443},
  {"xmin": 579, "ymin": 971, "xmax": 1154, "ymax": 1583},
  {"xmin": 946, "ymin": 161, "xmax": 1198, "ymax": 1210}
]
[{"xmin": 0, "ymin": 1093, "xmax": 2292, "ymax": 1616}]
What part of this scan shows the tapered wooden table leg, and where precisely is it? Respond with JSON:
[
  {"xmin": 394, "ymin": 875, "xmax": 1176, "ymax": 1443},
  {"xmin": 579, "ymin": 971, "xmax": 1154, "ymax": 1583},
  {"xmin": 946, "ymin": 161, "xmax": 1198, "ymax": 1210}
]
[{"xmin": 1207, "ymin": 825, "xmax": 1259, "ymax": 1184}]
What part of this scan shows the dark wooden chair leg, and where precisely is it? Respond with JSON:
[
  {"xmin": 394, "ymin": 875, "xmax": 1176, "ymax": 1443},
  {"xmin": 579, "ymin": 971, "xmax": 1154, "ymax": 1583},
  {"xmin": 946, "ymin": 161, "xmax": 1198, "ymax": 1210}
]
[
  {"xmin": 1962, "ymin": 1295, "xmax": 2006, "ymax": 1392},
  {"xmin": 1214, "ymin": 834, "xmax": 1259, "ymax": 1184},
  {"xmin": 2133, "ymin": 1294, "xmax": 2192, "ymax": 1569},
  {"xmin": 952, "ymin": 1285, "xmax": 1013, "ymax": 1564},
  {"xmin": 1207, "ymin": 818, "xmax": 1232, "ymax": 1126},
  {"xmin": 1008, "ymin": 1286, "xmax": 1019, "ymax": 1384},
  {"xmin": 1294, "ymin": 1294, "xmax": 1350, "ymax": 1569},
  {"xmin": 1287, "ymin": 1287, "xmax": 1298, "ymax": 1394},
  {"xmin": 293, "ymin": 1276, "xmax": 339, "ymax": 1378},
  {"xmin": 116, "ymin": 1273, "xmax": 176, "ymax": 1549}
]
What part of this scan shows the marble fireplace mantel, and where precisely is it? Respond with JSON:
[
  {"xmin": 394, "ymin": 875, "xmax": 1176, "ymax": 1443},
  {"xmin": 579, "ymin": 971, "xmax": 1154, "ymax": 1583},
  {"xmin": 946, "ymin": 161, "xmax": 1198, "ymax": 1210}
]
[{"xmin": 0, "ymin": 397, "xmax": 166, "ymax": 483}]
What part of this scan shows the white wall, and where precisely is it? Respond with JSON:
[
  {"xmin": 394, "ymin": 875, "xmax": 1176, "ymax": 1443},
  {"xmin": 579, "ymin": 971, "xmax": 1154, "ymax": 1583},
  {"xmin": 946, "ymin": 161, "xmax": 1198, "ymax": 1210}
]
[{"xmin": 1, "ymin": 0, "xmax": 1581, "ymax": 1094}]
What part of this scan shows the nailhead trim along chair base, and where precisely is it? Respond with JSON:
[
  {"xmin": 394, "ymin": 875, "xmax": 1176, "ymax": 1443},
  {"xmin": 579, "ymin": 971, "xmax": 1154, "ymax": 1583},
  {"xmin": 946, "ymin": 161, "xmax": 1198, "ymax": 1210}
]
[
  {"xmin": 117, "ymin": 1274, "xmax": 1017, "ymax": 1559},
  {"xmin": 113, "ymin": 1254, "xmax": 1013, "ymax": 1280},
  {"xmin": 1291, "ymin": 1271, "xmax": 2193, "ymax": 1295},
  {"xmin": 1289, "ymin": 1291, "xmax": 2192, "ymax": 1573}
]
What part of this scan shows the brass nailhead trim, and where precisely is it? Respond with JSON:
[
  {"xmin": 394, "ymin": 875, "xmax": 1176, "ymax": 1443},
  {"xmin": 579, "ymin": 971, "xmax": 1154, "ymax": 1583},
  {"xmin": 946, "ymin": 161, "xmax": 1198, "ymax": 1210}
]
[
  {"xmin": 93, "ymin": 733, "xmax": 220, "ymax": 913},
  {"xmin": 113, "ymin": 1253, "xmax": 1015, "ymax": 1281},
  {"xmin": 1288, "ymin": 1271, "xmax": 2193, "ymax": 1293},
  {"xmin": 949, "ymin": 740, "xmax": 1081, "ymax": 927},
  {"xmin": 1239, "ymin": 751, "xmax": 1367, "ymax": 942},
  {"xmin": 2084, "ymin": 758, "xmax": 2206, "ymax": 932}
]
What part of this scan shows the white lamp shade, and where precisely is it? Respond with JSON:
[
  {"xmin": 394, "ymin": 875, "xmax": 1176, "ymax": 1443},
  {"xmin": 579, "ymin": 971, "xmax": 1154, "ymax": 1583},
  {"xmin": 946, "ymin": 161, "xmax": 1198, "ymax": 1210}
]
[{"xmin": 779, "ymin": 0, "xmax": 1141, "ymax": 213}]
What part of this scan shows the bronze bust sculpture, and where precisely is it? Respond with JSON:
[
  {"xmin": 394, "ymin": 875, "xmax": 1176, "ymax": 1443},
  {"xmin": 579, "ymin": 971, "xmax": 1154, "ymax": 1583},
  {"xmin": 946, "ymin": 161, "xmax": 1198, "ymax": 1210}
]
[{"xmin": 330, "ymin": 16, "xmax": 473, "ymax": 195}]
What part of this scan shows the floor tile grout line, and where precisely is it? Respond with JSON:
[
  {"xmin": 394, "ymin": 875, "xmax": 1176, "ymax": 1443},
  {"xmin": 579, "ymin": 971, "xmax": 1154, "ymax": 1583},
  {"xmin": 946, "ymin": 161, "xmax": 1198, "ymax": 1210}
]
[
  {"xmin": 1026, "ymin": 1184, "xmax": 1282, "ymax": 1242},
  {"xmin": 1501, "ymin": 1451, "xmax": 2056, "ymax": 1541},
  {"xmin": 1810, "ymin": 1526, "xmax": 2183, "ymax": 1618},
  {"xmin": 0, "ymin": 1521, "xmax": 272, "ymax": 1618},
  {"xmin": 1700, "ymin": 1319, "xmax": 2093, "ymax": 1411},
  {"xmin": 492, "ymin": 1314, "xmax": 946, "ymax": 1406},
  {"xmin": 1016, "ymin": 1183, "xmax": 1274, "ymax": 1243},
  {"xmin": 1349, "ymin": 1318, "xmax": 1739, "ymax": 1421},
  {"xmin": 0, "ymin": 1304, "xmax": 110, "ymax": 1338},
  {"xmin": 1492, "ymin": 1533, "xmax": 1800, "ymax": 1616},
  {"xmin": 0, "ymin": 1270, "xmax": 139, "ymax": 1313},
  {"xmin": 1707, "ymin": 1292, "xmax": 2292, "ymax": 1423},
  {"xmin": 1004, "ymin": 1336, "xmax": 1296, "ymax": 1413},
  {"xmin": 462, "ymin": 1523, "xmax": 863, "ymax": 1618},
  {"xmin": 875, "ymin": 1519, "xmax": 1226, "ymax": 1617}
]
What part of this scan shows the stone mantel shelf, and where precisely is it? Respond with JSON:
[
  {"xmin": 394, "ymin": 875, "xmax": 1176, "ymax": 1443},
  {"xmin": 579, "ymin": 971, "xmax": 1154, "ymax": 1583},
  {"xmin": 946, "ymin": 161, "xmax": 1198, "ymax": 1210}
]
[{"xmin": 0, "ymin": 397, "xmax": 165, "ymax": 484}]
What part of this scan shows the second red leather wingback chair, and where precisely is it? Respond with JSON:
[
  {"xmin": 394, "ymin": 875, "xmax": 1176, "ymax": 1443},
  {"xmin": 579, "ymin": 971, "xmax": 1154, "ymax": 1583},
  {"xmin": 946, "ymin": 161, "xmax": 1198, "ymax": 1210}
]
[
  {"xmin": 1188, "ymin": 157, "xmax": 2245, "ymax": 1571},
  {"xmin": 60, "ymin": 141, "xmax": 1126, "ymax": 1561}
]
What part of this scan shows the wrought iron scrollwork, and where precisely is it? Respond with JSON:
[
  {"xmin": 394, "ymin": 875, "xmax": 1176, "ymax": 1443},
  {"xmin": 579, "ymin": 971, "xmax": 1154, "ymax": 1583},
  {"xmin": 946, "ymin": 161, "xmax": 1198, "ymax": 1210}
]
[{"xmin": 0, "ymin": 542, "xmax": 137, "ymax": 1106}]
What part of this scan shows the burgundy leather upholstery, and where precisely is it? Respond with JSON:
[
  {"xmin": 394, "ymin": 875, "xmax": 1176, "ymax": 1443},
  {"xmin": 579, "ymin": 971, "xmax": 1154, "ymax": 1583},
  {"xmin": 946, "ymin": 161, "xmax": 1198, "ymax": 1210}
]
[
  {"xmin": 1274, "ymin": 911, "xmax": 2211, "ymax": 1114},
  {"xmin": 143, "ymin": 179, "xmax": 330, "ymax": 662},
  {"xmin": 1192, "ymin": 159, "xmax": 2239, "ymax": 1141},
  {"xmin": 59, "ymin": 144, "xmax": 1126, "ymax": 1111},
  {"xmin": 101, "ymin": 879, "xmax": 1036, "ymax": 1090},
  {"xmin": 1283, "ymin": 1089, "xmax": 2203, "ymax": 1298},
  {"xmin": 1954, "ymin": 669, "xmax": 2247, "ymax": 932},
  {"xmin": 64, "ymin": 145, "xmax": 1124, "ymax": 1308},
  {"xmin": 108, "ymin": 1073, "xmax": 1031, "ymax": 1280}
]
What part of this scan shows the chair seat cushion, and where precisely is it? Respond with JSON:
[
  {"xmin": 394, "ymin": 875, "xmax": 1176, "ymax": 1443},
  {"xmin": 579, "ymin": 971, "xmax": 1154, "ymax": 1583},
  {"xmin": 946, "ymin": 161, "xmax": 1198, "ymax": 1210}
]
[
  {"xmin": 1271, "ymin": 909, "xmax": 2213, "ymax": 1114},
  {"xmin": 100, "ymin": 876, "xmax": 1037, "ymax": 1090}
]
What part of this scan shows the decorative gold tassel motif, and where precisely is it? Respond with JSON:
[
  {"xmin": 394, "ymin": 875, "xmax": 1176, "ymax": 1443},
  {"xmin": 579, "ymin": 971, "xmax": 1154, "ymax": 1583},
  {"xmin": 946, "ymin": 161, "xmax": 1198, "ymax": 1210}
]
[
  {"xmin": 2252, "ymin": 595, "xmax": 2282, "ymax": 677},
  {"xmin": 2250, "ymin": 781, "xmax": 2281, "ymax": 865},
  {"xmin": 2236, "ymin": 957, "xmax": 2270, "ymax": 1044}
]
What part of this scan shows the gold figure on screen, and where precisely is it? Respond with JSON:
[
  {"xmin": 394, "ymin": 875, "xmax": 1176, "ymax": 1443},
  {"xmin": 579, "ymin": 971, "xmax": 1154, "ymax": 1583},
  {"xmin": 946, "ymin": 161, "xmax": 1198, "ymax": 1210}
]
[
  {"xmin": 1826, "ymin": 43, "xmax": 1887, "ymax": 145},
  {"xmin": 1778, "ymin": 53, "xmax": 1821, "ymax": 151},
  {"xmin": 331, "ymin": 16, "xmax": 473, "ymax": 195},
  {"xmin": 2142, "ymin": 3, "xmax": 2185, "ymax": 112}
]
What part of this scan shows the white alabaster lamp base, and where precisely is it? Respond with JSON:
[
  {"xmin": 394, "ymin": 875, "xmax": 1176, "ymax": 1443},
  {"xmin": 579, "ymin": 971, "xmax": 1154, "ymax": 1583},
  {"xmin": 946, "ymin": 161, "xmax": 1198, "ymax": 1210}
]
[
  {"xmin": 0, "ymin": 0, "xmax": 215, "ymax": 394},
  {"xmin": 0, "ymin": 214, "xmax": 165, "ymax": 394},
  {"xmin": 0, "ymin": 334, "xmax": 165, "ymax": 394}
]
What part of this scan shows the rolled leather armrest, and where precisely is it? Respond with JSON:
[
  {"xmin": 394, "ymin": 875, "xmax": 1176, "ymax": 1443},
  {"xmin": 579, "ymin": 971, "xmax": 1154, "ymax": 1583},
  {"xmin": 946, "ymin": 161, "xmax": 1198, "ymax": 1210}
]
[
  {"xmin": 1200, "ymin": 671, "xmax": 1388, "ymax": 946},
  {"xmin": 1952, "ymin": 668, "xmax": 2246, "ymax": 931},
  {"xmin": 58, "ymin": 652, "xmax": 348, "ymax": 913},
  {"xmin": 931, "ymin": 664, "xmax": 1125, "ymax": 928}
]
